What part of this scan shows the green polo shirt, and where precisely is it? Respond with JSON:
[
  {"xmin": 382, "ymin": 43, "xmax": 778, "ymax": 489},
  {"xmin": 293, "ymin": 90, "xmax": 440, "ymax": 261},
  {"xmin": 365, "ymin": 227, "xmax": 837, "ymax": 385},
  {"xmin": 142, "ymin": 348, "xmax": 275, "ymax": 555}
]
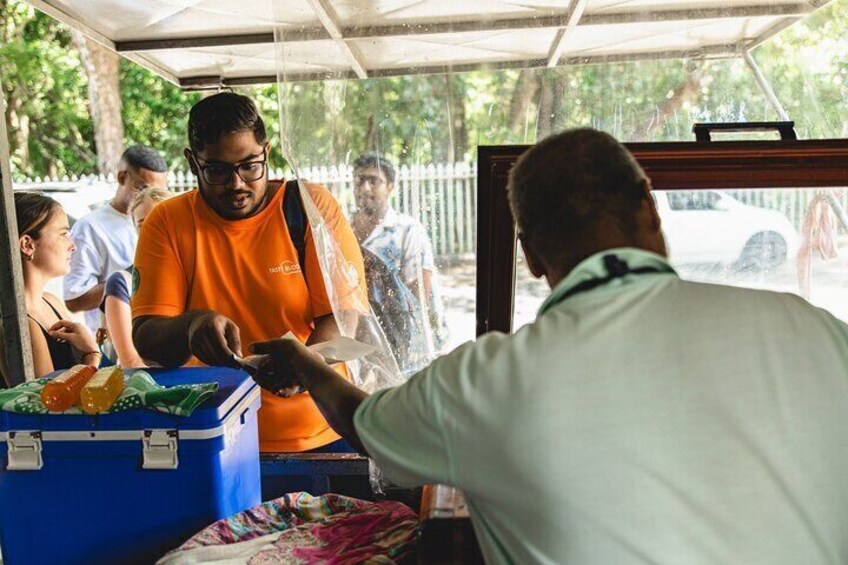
[{"xmin": 355, "ymin": 248, "xmax": 848, "ymax": 564}]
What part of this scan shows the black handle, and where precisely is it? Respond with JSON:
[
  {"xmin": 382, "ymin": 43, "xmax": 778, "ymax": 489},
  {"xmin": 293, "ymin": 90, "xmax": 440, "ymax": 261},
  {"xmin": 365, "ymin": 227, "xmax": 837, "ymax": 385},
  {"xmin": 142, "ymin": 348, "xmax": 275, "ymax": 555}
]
[{"xmin": 692, "ymin": 121, "xmax": 797, "ymax": 142}]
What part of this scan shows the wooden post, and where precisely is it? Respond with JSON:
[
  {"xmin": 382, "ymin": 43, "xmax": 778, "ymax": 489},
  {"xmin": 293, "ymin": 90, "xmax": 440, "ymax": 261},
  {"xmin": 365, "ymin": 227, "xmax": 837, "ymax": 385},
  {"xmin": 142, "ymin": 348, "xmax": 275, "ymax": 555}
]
[{"xmin": 0, "ymin": 89, "xmax": 34, "ymax": 387}]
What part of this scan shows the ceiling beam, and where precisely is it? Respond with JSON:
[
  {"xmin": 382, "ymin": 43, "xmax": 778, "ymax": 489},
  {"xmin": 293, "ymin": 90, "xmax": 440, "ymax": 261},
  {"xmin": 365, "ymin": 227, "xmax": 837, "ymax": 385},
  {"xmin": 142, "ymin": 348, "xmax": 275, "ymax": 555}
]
[
  {"xmin": 743, "ymin": 15, "xmax": 803, "ymax": 50},
  {"xmin": 546, "ymin": 0, "xmax": 589, "ymax": 67},
  {"xmin": 180, "ymin": 43, "xmax": 739, "ymax": 90},
  {"xmin": 118, "ymin": 32, "xmax": 277, "ymax": 53},
  {"xmin": 118, "ymin": 53, "xmax": 182, "ymax": 87},
  {"xmin": 303, "ymin": 0, "xmax": 368, "ymax": 79},
  {"xmin": 115, "ymin": 1, "xmax": 812, "ymax": 53}
]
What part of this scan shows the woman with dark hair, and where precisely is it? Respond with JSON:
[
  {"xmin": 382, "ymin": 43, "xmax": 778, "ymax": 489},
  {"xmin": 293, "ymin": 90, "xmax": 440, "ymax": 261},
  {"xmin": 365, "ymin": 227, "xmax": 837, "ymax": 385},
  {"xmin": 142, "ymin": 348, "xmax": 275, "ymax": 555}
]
[{"xmin": 15, "ymin": 192, "xmax": 101, "ymax": 378}]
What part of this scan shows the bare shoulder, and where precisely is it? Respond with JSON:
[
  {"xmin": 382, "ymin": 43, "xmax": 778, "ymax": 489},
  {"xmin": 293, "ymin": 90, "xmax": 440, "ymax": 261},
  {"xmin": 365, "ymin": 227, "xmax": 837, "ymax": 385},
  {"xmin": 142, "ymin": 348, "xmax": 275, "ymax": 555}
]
[
  {"xmin": 43, "ymin": 292, "xmax": 77, "ymax": 320},
  {"xmin": 26, "ymin": 315, "xmax": 43, "ymax": 333},
  {"xmin": 42, "ymin": 292, "xmax": 63, "ymax": 311},
  {"xmin": 26, "ymin": 316, "xmax": 54, "ymax": 378},
  {"xmin": 27, "ymin": 315, "xmax": 48, "ymax": 351}
]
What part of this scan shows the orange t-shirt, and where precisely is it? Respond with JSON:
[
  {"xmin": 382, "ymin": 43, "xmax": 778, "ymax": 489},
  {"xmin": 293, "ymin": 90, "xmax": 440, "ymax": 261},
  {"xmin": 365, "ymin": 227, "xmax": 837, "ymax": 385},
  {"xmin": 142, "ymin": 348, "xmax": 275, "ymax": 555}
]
[{"xmin": 131, "ymin": 180, "xmax": 365, "ymax": 452}]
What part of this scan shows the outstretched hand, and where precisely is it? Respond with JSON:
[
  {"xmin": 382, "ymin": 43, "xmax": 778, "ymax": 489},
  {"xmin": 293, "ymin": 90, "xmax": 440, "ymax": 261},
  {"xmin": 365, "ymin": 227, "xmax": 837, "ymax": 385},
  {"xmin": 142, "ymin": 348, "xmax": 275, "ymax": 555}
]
[
  {"xmin": 187, "ymin": 311, "xmax": 243, "ymax": 367},
  {"xmin": 251, "ymin": 337, "xmax": 368, "ymax": 453},
  {"xmin": 249, "ymin": 338, "xmax": 325, "ymax": 397}
]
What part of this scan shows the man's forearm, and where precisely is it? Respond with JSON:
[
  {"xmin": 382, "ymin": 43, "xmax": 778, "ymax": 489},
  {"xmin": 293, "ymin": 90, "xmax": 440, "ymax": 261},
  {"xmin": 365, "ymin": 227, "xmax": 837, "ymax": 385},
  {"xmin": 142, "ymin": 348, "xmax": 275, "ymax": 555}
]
[
  {"xmin": 65, "ymin": 283, "xmax": 105, "ymax": 312},
  {"xmin": 306, "ymin": 313, "xmax": 341, "ymax": 346},
  {"xmin": 133, "ymin": 311, "xmax": 207, "ymax": 368},
  {"xmin": 295, "ymin": 355, "xmax": 369, "ymax": 454}
]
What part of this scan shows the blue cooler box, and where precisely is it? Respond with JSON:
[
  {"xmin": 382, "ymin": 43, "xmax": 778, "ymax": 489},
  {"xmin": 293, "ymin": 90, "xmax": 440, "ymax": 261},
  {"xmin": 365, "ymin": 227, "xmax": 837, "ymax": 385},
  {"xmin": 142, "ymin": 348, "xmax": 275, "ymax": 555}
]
[{"xmin": 0, "ymin": 367, "xmax": 261, "ymax": 565}]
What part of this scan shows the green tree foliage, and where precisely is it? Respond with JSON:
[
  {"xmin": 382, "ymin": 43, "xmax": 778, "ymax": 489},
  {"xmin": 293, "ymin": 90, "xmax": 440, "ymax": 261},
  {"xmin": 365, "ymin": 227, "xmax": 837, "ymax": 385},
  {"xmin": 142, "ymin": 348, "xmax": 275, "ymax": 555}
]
[
  {"xmin": 120, "ymin": 62, "xmax": 198, "ymax": 170},
  {"xmin": 759, "ymin": 0, "xmax": 848, "ymax": 138},
  {"xmin": 524, "ymin": 0, "xmax": 848, "ymax": 142},
  {"xmin": 1, "ymin": 0, "xmax": 847, "ymax": 177},
  {"xmin": 0, "ymin": 1, "xmax": 94, "ymax": 177}
]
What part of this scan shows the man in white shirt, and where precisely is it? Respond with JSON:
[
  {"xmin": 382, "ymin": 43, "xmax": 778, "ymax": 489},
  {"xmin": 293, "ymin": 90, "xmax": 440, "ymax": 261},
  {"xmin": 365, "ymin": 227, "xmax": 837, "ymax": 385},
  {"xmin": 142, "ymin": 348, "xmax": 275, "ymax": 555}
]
[
  {"xmin": 252, "ymin": 129, "xmax": 848, "ymax": 564},
  {"xmin": 64, "ymin": 146, "xmax": 168, "ymax": 335},
  {"xmin": 350, "ymin": 153, "xmax": 448, "ymax": 360}
]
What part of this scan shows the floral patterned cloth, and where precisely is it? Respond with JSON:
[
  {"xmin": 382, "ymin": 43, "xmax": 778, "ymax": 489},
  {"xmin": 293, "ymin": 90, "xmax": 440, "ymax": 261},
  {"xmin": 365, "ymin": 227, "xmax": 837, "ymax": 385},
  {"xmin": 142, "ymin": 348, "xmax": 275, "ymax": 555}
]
[
  {"xmin": 0, "ymin": 371, "xmax": 217, "ymax": 416},
  {"xmin": 158, "ymin": 492, "xmax": 418, "ymax": 564}
]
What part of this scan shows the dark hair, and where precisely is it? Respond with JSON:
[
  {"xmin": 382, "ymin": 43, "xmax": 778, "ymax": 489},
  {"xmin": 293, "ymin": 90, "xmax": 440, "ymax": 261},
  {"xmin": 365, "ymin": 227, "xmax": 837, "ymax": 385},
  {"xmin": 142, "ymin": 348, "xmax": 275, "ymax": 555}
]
[
  {"xmin": 507, "ymin": 128, "xmax": 648, "ymax": 265},
  {"xmin": 353, "ymin": 153, "xmax": 396, "ymax": 184},
  {"xmin": 188, "ymin": 92, "xmax": 266, "ymax": 153},
  {"xmin": 122, "ymin": 145, "xmax": 167, "ymax": 173},
  {"xmin": 14, "ymin": 192, "xmax": 61, "ymax": 239}
]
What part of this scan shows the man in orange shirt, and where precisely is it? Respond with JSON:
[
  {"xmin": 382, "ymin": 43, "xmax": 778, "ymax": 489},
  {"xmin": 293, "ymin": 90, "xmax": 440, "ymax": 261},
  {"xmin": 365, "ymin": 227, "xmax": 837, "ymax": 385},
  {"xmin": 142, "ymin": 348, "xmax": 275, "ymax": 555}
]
[{"xmin": 132, "ymin": 92, "xmax": 365, "ymax": 453}]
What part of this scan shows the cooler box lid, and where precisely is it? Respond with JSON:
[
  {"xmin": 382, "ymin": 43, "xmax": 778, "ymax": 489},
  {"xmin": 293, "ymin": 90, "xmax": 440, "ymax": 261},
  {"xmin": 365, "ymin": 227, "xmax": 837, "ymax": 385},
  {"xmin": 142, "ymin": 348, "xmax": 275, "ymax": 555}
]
[{"xmin": 0, "ymin": 367, "xmax": 257, "ymax": 434}]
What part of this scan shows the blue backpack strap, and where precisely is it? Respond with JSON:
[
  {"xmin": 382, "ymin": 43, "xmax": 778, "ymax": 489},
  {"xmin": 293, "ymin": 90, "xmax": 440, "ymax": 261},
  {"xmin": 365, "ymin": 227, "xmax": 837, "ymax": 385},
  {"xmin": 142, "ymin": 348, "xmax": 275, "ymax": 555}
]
[{"xmin": 283, "ymin": 179, "xmax": 307, "ymax": 269}]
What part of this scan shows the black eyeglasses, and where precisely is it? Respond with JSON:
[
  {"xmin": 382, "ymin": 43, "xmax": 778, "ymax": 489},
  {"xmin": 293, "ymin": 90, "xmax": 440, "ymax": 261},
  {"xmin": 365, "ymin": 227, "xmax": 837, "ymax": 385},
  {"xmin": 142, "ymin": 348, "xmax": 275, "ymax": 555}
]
[
  {"xmin": 194, "ymin": 154, "xmax": 267, "ymax": 185},
  {"xmin": 354, "ymin": 174, "xmax": 386, "ymax": 188}
]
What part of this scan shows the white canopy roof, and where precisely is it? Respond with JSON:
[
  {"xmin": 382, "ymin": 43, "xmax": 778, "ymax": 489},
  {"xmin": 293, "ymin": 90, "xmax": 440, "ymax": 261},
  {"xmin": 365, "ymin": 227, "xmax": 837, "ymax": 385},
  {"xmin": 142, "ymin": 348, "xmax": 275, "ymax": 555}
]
[{"xmin": 27, "ymin": 0, "xmax": 831, "ymax": 89}]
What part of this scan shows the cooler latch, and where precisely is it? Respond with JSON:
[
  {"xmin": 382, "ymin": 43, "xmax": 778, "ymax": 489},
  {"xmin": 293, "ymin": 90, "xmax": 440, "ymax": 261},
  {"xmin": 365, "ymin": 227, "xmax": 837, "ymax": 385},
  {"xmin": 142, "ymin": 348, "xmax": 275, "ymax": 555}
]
[
  {"xmin": 6, "ymin": 431, "xmax": 43, "ymax": 471},
  {"xmin": 142, "ymin": 429, "xmax": 179, "ymax": 470}
]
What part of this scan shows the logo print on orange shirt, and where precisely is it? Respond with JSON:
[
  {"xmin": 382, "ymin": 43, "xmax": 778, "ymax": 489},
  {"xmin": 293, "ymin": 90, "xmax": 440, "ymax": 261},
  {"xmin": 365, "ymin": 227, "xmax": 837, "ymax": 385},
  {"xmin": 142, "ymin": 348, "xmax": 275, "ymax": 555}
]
[{"xmin": 268, "ymin": 260, "xmax": 302, "ymax": 275}]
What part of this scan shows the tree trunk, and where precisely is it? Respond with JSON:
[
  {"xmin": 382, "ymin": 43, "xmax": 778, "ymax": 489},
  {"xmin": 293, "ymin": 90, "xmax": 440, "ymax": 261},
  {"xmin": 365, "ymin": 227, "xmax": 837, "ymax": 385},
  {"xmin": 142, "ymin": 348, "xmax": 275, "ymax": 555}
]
[
  {"xmin": 364, "ymin": 114, "xmax": 381, "ymax": 153},
  {"xmin": 1, "ymin": 3, "xmax": 28, "ymax": 171},
  {"xmin": 508, "ymin": 70, "xmax": 540, "ymax": 135},
  {"xmin": 638, "ymin": 66, "xmax": 705, "ymax": 140},
  {"xmin": 72, "ymin": 31, "xmax": 123, "ymax": 176},
  {"xmin": 4, "ymin": 94, "xmax": 28, "ymax": 171},
  {"xmin": 536, "ymin": 75, "xmax": 556, "ymax": 140},
  {"xmin": 444, "ymin": 75, "xmax": 468, "ymax": 163}
]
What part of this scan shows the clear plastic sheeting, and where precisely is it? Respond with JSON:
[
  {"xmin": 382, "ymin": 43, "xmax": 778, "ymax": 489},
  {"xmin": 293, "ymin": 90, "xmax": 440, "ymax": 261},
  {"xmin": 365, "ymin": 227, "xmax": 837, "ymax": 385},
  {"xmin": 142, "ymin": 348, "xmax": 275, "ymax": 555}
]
[
  {"xmin": 272, "ymin": 22, "xmax": 460, "ymax": 397},
  {"xmin": 257, "ymin": 0, "xmax": 848, "ymax": 360},
  {"xmin": 271, "ymin": 11, "xmax": 485, "ymax": 494},
  {"xmin": 514, "ymin": 188, "xmax": 848, "ymax": 331}
]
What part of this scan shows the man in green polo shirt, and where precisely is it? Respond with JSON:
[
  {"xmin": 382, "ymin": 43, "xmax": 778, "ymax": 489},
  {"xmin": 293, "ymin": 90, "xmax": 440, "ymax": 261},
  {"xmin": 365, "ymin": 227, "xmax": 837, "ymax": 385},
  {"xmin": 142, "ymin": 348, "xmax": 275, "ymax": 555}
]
[{"xmin": 251, "ymin": 129, "xmax": 848, "ymax": 564}]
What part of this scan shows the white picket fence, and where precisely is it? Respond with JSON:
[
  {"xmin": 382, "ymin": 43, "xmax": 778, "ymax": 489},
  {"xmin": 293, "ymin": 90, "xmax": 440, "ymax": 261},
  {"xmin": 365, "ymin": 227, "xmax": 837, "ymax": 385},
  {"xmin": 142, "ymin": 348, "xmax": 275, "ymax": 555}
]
[
  {"xmin": 296, "ymin": 163, "xmax": 478, "ymax": 259},
  {"xmin": 14, "ymin": 163, "xmax": 479, "ymax": 258},
  {"xmin": 170, "ymin": 163, "xmax": 479, "ymax": 258},
  {"xmin": 16, "ymin": 165, "xmax": 848, "ymax": 258}
]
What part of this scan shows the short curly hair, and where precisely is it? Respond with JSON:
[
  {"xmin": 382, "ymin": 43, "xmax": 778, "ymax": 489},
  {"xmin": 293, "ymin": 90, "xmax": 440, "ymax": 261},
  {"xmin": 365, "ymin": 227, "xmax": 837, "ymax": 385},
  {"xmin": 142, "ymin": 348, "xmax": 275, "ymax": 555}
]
[
  {"xmin": 121, "ymin": 145, "xmax": 167, "ymax": 173},
  {"xmin": 353, "ymin": 153, "xmax": 397, "ymax": 184},
  {"xmin": 188, "ymin": 92, "xmax": 266, "ymax": 153},
  {"xmin": 507, "ymin": 128, "xmax": 647, "ymax": 266}
]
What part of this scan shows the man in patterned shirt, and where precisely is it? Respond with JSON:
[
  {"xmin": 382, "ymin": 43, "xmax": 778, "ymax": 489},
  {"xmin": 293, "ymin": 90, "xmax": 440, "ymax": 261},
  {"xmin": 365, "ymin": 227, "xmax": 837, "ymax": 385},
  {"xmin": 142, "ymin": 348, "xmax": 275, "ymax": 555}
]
[{"xmin": 350, "ymin": 153, "xmax": 448, "ymax": 360}]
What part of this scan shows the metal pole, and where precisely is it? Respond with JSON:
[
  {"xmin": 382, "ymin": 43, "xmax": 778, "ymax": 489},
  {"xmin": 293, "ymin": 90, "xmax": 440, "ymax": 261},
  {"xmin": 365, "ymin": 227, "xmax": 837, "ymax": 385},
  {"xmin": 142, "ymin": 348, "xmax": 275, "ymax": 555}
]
[
  {"xmin": 743, "ymin": 49, "xmax": 791, "ymax": 122},
  {"xmin": 0, "ymin": 85, "xmax": 34, "ymax": 387}
]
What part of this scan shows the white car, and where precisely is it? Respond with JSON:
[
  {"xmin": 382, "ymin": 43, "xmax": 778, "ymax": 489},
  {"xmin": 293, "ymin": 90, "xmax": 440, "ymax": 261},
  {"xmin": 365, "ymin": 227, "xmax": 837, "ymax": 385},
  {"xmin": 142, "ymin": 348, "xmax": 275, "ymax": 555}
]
[{"xmin": 653, "ymin": 190, "xmax": 799, "ymax": 270}]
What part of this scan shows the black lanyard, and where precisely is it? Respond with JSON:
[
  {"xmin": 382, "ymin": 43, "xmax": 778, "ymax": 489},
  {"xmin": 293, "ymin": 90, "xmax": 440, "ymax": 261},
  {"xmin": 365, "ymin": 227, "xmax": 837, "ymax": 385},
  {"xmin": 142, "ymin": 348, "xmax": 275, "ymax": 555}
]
[{"xmin": 558, "ymin": 254, "xmax": 662, "ymax": 303}]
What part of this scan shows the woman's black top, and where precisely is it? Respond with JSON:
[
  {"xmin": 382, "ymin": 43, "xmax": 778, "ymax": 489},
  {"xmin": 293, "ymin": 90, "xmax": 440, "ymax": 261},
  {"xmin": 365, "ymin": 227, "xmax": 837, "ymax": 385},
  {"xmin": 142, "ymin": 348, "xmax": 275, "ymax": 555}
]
[{"xmin": 27, "ymin": 297, "xmax": 78, "ymax": 372}]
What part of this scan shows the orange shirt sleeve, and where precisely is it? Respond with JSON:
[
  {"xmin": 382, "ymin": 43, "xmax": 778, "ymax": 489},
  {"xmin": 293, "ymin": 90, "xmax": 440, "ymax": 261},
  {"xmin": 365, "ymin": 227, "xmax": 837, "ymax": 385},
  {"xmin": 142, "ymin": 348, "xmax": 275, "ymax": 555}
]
[
  {"xmin": 131, "ymin": 201, "xmax": 188, "ymax": 320},
  {"xmin": 301, "ymin": 183, "xmax": 367, "ymax": 317}
]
